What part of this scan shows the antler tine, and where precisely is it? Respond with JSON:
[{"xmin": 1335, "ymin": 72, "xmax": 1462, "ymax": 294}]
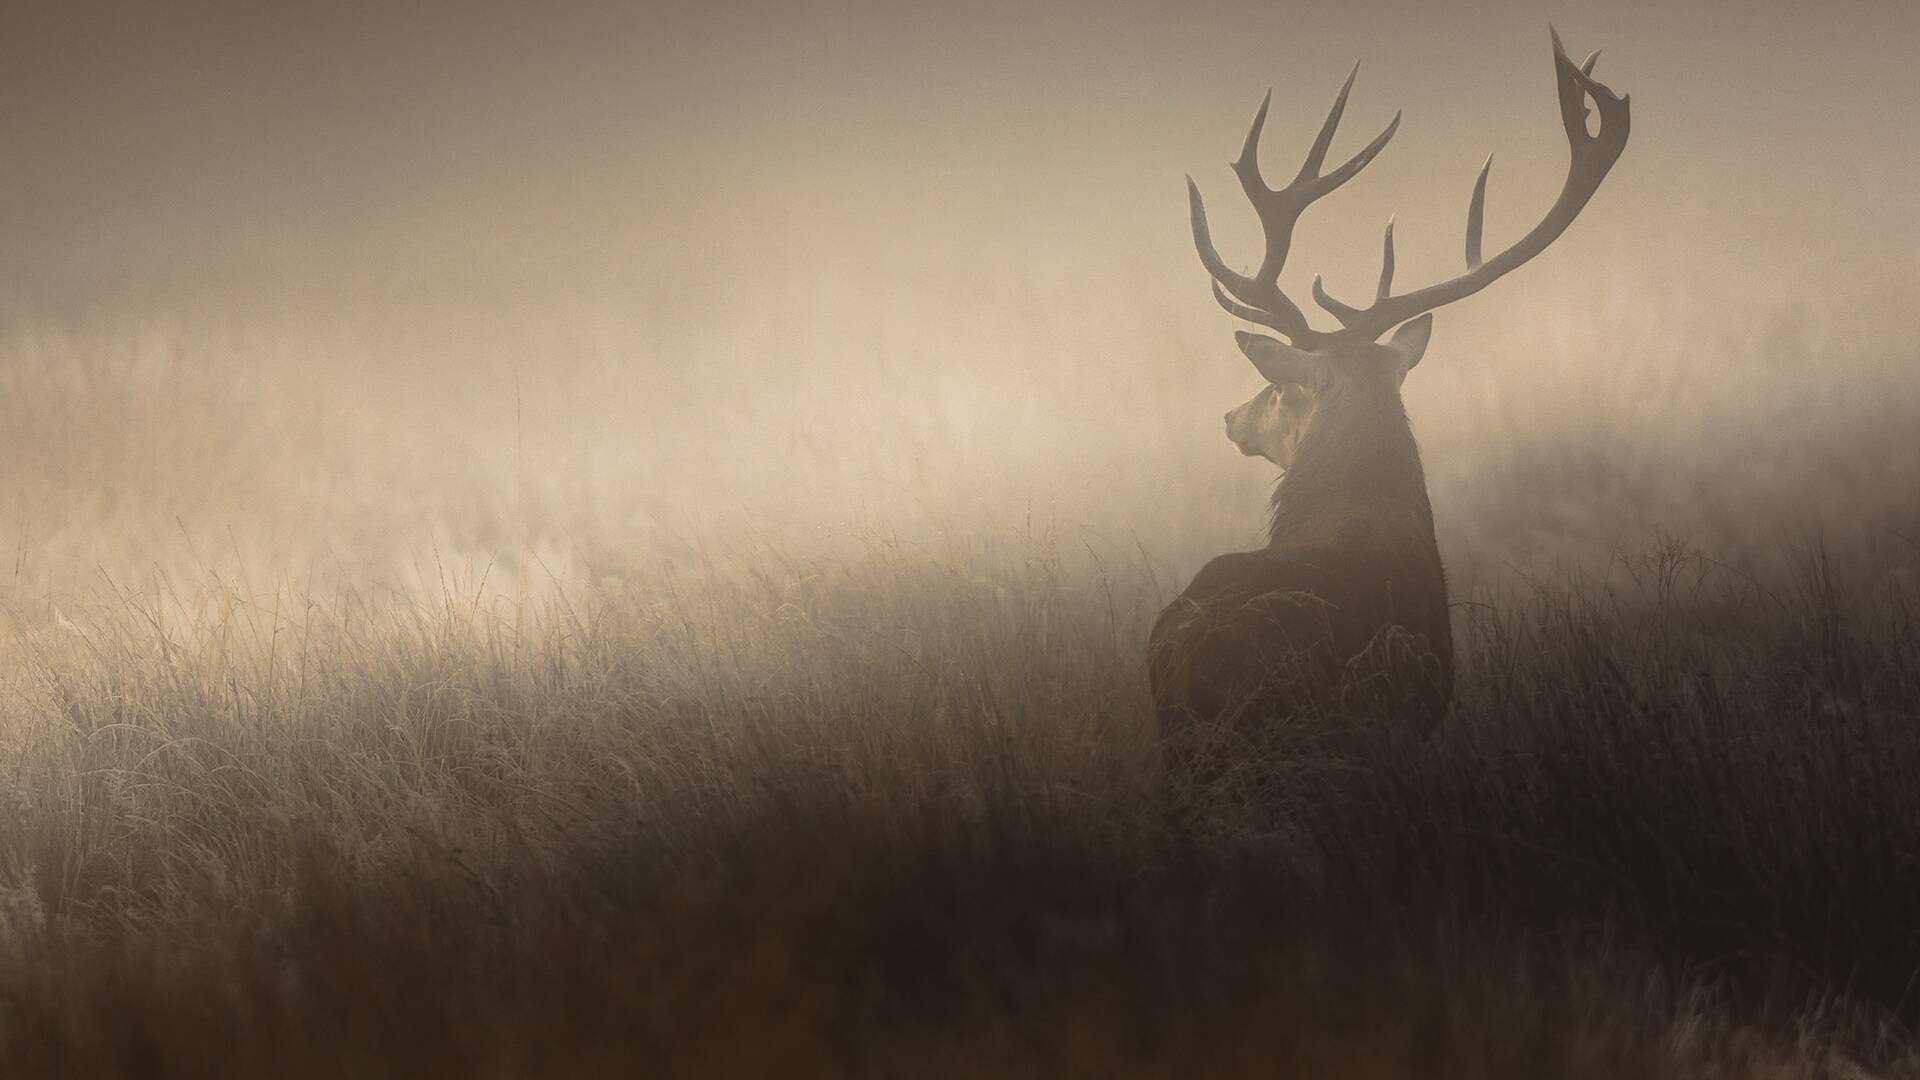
[
  {"xmin": 1188, "ymin": 176, "xmax": 1314, "ymax": 340},
  {"xmin": 1187, "ymin": 177, "xmax": 1253, "ymax": 305},
  {"xmin": 1310, "ymin": 28, "xmax": 1630, "ymax": 340},
  {"xmin": 1209, "ymin": 281, "xmax": 1301, "ymax": 336},
  {"xmin": 1234, "ymin": 90, "xmax": 1275, "ymax": 188},
  {"xmin": 1376, "ymin": 217, "xmax": 1396, "ymax": 300},
  {"xmin": 1297, "ymin": 63, "xmax": 1358, "ymax": 182},
  {"xmin": 1466, "ymin": 154, "xmax": 1491, "ymax": 270},
  {"xmin": 1312, "ymin": 109, "xmax": 1401, "ymax": 196},
  {"xmin": 1189, "ymin": 67, "xmax": 1399, "ymax": 346}
]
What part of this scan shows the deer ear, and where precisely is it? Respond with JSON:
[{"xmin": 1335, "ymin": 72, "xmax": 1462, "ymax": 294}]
[
  {"xmin": 1383, "ymin": 314, "xmax": 1434, "ymax": 370},
  {"xmin": 1234, "ymin": 332, "xmax": 1330, "ymax": 389}
]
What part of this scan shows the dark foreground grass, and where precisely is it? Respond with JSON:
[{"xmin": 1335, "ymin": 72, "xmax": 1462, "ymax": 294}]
[{"xmin": 1, "ymin": 535, "xmax": 1918, "ymax": 1076}]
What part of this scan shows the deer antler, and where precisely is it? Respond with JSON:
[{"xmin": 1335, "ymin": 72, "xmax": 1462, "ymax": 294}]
[
  {"xmin": 1310, "ymin": 28, "xmax": 1630, "ymax": 340},
  {"xmin": 1188, "ymin": 64, "xmax": 1400, "ymax": 349},
  {"xmin": 1192, "ymin": 28, "xmax": 1630, "ymax": 347}
]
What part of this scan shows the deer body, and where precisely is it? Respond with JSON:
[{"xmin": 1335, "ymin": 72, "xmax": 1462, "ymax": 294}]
[
  {"xmin": 1150, "ymin": 30, "xmax": 1629, "ymax": 764},
  {"xmin": 1152, "ymin": 325, "xmax": 1452, "ymax": 748}
]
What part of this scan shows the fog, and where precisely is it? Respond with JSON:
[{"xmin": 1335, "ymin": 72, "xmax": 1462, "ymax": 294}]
[{"xmin": 2, "ymin": 0, "xmax": 1917, "ymax": 603}]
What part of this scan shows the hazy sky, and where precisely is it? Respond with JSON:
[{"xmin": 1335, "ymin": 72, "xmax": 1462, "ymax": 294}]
[
  {"xmin": 2, "ymin": 1, "xmax": 1918, "ymax": 593},
  {"xmin": 3, "ymin": 0, "xmax": 1917, "ymax": 311}
]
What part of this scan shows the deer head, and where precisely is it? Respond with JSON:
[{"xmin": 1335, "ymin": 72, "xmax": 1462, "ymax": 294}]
[
  {"xmin": 1192, "ymin": 28, "xmax": 1630, "ymax": 454},
  {"xmin": 1224, "ymin": 383, "xmax": 1312, "ymax": 467}
]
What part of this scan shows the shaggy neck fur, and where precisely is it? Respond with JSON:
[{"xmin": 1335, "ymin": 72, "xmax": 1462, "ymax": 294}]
[{"xmin": 1268, "ymin": 381, "xmax": 1436, "ymax": 547}]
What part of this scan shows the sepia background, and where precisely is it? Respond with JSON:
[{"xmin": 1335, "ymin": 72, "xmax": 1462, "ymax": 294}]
[
  {"xmin": 4, "ymin": 6, "xmax": 1920, "ymax": 1069},
  {"xmin": 2, "ymin": 0, "xmax": 1917, "ymax": 604}
]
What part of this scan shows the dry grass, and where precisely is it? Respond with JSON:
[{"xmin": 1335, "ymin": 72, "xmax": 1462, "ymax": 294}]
[
  {"xmin": 0, "ymin": 531, "xmax": 1915, "ymax": 1075},
  {"xmin": 0, "ymin": 287, "xmax": 1918, "ymax": 1074}
]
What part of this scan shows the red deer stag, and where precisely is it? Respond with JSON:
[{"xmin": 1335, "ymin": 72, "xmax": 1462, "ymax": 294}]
[{"xmin": 1150, "ymin": 31, "xmax": 1629, "ymax": 772}]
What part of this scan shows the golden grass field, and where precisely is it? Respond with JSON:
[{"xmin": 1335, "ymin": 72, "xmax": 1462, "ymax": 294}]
[{"xmin": 1, "ymin": 277, "xmax": 1919, "ymax": 1075}]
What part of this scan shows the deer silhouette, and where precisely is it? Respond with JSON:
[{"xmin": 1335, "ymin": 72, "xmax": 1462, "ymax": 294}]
[{"xmin": 1150, "ymin": 30, "xmax": 1630, "ymax": 775}]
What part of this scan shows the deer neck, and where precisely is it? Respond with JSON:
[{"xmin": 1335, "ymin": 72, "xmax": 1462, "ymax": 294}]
[{"xmin": 1268, "ymin": 385, "xmax": 1435, "ymax": 545}]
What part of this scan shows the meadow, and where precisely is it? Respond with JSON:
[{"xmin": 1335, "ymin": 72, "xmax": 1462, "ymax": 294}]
[{"xmin": 1, "ymin": 276, "xmax": 1918, "ymax": 1076}]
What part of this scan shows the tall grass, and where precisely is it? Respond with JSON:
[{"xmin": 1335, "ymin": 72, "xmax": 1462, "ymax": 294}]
[
  {"xmin": 0, "ymin": 287, "xmax": 1918, "ymax": 1073},
  {"xmin": 0, "ymin": 529, "xmax": 1915, "ymax": 1074}
]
